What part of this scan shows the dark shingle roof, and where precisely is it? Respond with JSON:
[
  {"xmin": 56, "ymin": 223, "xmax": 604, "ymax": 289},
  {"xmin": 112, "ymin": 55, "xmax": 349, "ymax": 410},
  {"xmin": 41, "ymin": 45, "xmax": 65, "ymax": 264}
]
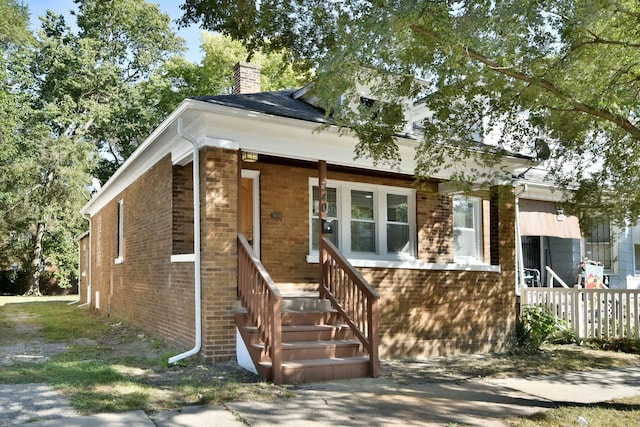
[{"xmin": 192, "ymin": 90, "xmax": 328, "ymax": 124}]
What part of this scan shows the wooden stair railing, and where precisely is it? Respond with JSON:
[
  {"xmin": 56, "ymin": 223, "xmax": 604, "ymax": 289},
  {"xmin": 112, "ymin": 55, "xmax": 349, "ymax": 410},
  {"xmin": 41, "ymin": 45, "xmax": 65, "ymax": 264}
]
[
  {"xmin": 237, "ymin": 233, "xmax": 283, "ymax": 384},
  {"xmin": 320, "ymin": 236, "xmax": 380, "ymax": 377}
]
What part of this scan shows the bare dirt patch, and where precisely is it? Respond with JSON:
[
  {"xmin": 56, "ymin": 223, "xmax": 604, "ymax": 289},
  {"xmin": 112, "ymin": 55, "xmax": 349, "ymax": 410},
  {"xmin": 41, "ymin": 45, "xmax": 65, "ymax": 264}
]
[
  {"xmin": 0, "ymin": 297, "xmax": 284, "ymax": 413},
  {"xmin": 0, "ymin": 311, "xmax": 69, "ymax": 365}
]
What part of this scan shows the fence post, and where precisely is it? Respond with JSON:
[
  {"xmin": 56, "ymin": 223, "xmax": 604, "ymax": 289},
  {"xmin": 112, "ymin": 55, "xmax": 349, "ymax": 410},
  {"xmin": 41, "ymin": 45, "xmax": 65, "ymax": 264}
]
[{"xmin": 572, "ymin": 285, "xmax": 581, "ymax": 341}]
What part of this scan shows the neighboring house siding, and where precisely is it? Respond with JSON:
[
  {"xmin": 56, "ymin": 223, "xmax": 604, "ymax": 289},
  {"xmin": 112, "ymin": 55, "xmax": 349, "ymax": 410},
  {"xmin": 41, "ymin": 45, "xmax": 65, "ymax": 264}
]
[
  {"xmin": 614, "ymin": 227, "xmax": 634, "ymax": 289},
  {"xmin": 547, "ymin": 237, "xmax": 580, "ymax": 287}
]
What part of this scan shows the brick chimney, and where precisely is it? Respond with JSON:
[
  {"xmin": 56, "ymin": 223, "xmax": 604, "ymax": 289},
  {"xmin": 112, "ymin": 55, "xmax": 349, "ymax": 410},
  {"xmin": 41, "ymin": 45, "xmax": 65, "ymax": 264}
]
[{"xmin": 233, "ymin": 62, "xmax": 261, "ymax": 94}]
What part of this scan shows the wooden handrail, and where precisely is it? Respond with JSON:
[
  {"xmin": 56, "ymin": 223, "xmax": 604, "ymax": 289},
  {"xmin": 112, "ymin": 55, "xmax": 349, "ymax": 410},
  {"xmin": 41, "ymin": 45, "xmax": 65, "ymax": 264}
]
[
  {"xmin": 320, "ymin": 236, "xmax": 380, "ymax": 377},
  {"xmin": 237, "ymin": 233, "xmax": 282, "ymax": 384}
]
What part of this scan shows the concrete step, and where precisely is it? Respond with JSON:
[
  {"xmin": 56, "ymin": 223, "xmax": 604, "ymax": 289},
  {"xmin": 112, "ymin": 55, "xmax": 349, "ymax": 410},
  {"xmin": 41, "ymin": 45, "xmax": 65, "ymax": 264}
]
[{"xmin": 259, "ymin": 356, "xmax": 371, "ymax": 385}]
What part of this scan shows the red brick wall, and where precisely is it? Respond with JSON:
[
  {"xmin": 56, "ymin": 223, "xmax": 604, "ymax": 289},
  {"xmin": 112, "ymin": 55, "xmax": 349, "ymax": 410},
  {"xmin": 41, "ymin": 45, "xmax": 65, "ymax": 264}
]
[
  {"xmin": 199, "ymin": 147, "xmax": 238, "ymax": 362},
  {"xmin": 233, "ymin": 62, "xmax": 261, "ymax": 94},
  {"xmin": 89, "ymin": 148, "xmax": 241, "ymax": 363},
  {"xmin": 244, "ymin": 161, "xmax": 449, "ymax": 283},
  {"xmin": 244, "ymin": 160, "xmax": 516, "ymax": 356},
  {"xmin": 368, "ymin": 186, "xmax": 516, "ymax": 357},
  {"xmin": 172, "ymin": 163, "xmax": 194, "ymax": 255},
  {"xmin": 366, "ymin": 268, "xmax": 514, "ymax": 357},
  {"xmin": 90, "ymin": 155, "xmax": 198, "ymax": 353},
  {"xmin": 88, "ymin": 149, "xmax": 516, "ymax": 361}
]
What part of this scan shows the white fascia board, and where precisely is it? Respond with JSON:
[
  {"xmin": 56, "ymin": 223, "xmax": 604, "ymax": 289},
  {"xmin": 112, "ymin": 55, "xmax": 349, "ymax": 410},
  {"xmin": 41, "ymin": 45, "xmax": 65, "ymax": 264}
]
[
  {"xmin": 81, "ymin": 102, "xmax": 198, "ymax": 216},
  {"xmin": 81, "ymin": 98, "xmax": 533, "ymax": 216},
  {"xmin": 196, "ymin": 104, "xmax": 530, "ymax": 179},
  {"xmin": 75, "ymin": 230, "xmax": 90, "ymax": 241}
]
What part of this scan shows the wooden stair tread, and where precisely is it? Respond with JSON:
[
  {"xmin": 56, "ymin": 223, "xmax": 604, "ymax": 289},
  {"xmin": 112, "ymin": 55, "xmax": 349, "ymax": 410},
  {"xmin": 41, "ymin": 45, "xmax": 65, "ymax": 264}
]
[
  {"xmin": 260, "ymin": 356, "xmax": 369, "ymax": 369},
  {"xmin": 242, "ymin": 324, "xmax": 350, "ymax": 332},
  {"xmin": 282, "ymin": 308, "xmax": 338, "ymax": 313},
  {"xmin": 252, "ymin": 339, "xmax": 360, "ymax": 349},
  {"xmin": 282, "ymin": 324, "xmax": 350, "ymax": 333}
]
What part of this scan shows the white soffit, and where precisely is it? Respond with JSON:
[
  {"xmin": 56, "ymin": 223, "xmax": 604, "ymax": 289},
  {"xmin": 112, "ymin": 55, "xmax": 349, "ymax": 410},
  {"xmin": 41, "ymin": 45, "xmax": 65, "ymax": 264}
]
[{"xmin": 516, "ymin": 181, "xmax": 566, "ymax": 202}]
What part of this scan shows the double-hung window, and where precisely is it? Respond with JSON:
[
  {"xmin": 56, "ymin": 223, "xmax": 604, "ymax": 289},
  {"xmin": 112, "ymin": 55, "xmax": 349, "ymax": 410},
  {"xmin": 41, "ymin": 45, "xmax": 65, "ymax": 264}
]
[
  {"xmin": 453, "ymin": 196, "xmax": 483, "ymax": 264},
  {"xmin": 309, "ymin": 179, "xmax": 415, "ymax": 259}
]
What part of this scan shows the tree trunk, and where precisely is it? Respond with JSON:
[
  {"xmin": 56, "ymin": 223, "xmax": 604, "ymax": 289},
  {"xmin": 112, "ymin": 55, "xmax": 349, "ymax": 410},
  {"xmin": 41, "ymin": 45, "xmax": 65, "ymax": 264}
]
[
  {"xmin": 24, "ymin": 221, "xmax": 46, "ymax": 296},
  {"xmin": 23, "ymin": 169, "xmax": 55, "ymax": 297}
]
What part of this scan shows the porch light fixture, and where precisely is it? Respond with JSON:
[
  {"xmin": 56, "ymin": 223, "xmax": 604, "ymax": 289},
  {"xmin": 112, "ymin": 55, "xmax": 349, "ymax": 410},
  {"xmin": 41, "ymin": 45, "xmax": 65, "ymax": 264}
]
[{"xmin": 242, "ymin": 151, "xmax": 258, "ymax": 162}]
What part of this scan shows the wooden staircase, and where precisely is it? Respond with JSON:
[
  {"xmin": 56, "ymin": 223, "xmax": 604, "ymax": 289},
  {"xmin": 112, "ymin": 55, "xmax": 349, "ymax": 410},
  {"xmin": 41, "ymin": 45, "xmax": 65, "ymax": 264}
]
[
  {"xmin": 237, "ymin": 233, "xmax": 379, "ymax": 385},
  {"xmin": 236, "ymin": 296, "xmax": 370, "ymax": 384}
]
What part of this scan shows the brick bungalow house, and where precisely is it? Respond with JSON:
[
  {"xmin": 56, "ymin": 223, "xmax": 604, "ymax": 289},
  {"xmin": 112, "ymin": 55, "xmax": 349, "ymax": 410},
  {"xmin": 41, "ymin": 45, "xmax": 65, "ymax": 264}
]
[{"xmin": 78, "ymin": 63, "xmax": 532, "ymax": 383}]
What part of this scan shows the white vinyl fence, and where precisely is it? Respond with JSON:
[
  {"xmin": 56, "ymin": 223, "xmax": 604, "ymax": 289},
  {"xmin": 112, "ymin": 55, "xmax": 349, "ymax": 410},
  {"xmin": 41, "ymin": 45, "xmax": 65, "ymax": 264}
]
[{"xmin": 521, "ymin": 286, "xmax": 640, "ymax": 340}]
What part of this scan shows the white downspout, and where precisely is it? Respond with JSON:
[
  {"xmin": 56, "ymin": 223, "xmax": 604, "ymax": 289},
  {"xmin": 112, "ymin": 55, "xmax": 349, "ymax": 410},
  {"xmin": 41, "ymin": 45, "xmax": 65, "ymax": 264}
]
[
  {"xmin": 78, "ymin": 214, "xmax": 92, "ymax": 308},
  {"xmin": 169, "ymin": 117, "xmax": 202, "ymax": 364},
  {"xmin": 514, "ymin": 189, "xmax": 526, "ymax": 296}
]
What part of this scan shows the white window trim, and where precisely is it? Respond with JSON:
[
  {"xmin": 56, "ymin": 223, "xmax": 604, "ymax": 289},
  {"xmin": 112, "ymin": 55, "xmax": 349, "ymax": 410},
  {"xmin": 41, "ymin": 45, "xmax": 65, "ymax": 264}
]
[
  {"xmin": 171, "ymin": 254, "xmax": 195, "ymax": 263},
  {"xmin": 242, "ymin": 169, "xmax": 261, "ymax": 258},
  {"xmin": 114, "ymin": 199, "xmax": 124, "ymax": 264},
  {"xmin": 305, "ymin": 253, "xmax": 500, "ymax": 272},
  {"xmin": 453, "ymin": 195, "xmax": 484, "ymax": 265},
  {"xmin": 308, "ymin": 177, "xmax": 416, "ymax": 262}
]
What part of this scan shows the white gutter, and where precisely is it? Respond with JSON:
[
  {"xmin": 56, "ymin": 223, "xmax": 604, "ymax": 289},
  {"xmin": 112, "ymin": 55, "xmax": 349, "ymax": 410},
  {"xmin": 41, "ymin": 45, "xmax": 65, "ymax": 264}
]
[{"xmin": 169, "ymin": 117, "xmax": 202, "ymax": 364}]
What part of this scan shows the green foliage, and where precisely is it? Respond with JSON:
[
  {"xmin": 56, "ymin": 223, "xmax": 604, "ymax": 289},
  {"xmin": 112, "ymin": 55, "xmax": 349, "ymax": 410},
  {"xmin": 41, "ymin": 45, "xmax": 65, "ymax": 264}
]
[
  {"xmin": 181, "ymin": 0, "xmax": 640, "ymax": 225},
  {"xmin": 151, "ymin": 33, "xmax": 312, "ymax": 120},
  {"xmin": 516, "ymin": 306, "xmax": 575, "ymax": 353},
  {"xmin": 0, "ymin": 0, "xmax": 185, "ymax": 295},
  {"xmin": 587, "ymin": 337, "xmax": 640, "ymax": 354},
  {"xmin": 2, "ymin": 1, "xmax": 310, "ymax": 295},
  {"xmin": 0, "ymin": 0, "xmax": 31, "ymax": 49}
]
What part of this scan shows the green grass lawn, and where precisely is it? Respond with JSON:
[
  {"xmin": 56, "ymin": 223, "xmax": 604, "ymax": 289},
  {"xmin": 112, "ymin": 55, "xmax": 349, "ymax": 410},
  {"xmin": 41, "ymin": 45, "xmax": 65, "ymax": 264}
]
[
  {"xmin": 0, "ymin": 299, "xmax": 288, "ymax": 414},
  {"xmin": 2, "ymin": 297, "xmax": 640, "ymax": 425},
  {"xmin": 506, "ymin": 396, "xmax": 640, "ymax": 426}
]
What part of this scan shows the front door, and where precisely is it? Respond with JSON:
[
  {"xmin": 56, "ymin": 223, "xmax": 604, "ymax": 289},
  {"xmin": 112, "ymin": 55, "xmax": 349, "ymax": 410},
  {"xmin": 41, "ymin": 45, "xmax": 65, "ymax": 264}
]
[{"xmin": 240, "ymin": 171, "xmax": 260, "ymax": 256}]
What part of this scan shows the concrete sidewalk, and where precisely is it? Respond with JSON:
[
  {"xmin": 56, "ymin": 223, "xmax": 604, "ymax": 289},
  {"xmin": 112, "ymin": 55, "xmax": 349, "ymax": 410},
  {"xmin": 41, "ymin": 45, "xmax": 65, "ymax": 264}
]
[{"xmin": 6, "ymin": 365, "xmax": 640, "ymax": 427}]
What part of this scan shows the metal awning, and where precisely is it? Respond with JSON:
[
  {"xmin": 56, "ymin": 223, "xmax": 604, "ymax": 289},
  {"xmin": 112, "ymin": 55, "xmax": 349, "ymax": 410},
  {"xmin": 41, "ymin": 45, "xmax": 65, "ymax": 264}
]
[{"xmin": 519, "ymin": 199, "xmax": 581, "ymax": 239}]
